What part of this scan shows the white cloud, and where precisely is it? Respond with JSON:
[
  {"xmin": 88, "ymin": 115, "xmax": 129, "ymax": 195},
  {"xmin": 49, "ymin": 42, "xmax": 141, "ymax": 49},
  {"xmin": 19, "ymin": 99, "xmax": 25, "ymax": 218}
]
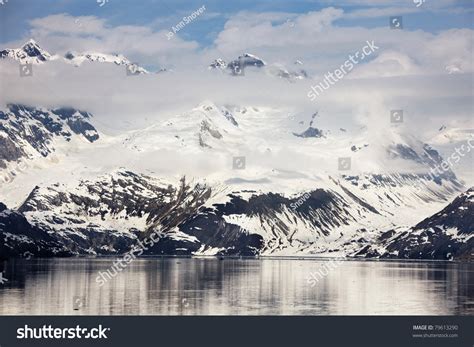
[
  {"xmin": 211, "ymin": 8, "xmax": 345, "ymax": 57},
  {"xmin": 23, "ymin": 14, "xmax": 200, "ymax": 68},
  {"xmin": 4, "ymin": 7, "xmax": 471, "ymax": 78},
  {"xmin": 0, "ymin": 7, "xmax": 472, "ymax": 149},
  {"xmin": 204, "ymin": 8, "xmax": 473, "ymax": 80}
]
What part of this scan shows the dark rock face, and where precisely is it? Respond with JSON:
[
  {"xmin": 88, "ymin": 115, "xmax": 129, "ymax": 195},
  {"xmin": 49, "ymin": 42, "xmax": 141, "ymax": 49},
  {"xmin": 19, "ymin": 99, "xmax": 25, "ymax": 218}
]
[
  {"xmin": 148, "ymin": 186, "xmax": 356, "ymax": 256},
  {"xmin": 0, "ymin": 40, "xmax": 51, "ymax": 64},
  {"xmin": 22, "ymin": 41, "xmax": 49, "ymax": 61},
  {"xmin": 0, "ymin": 104, "xmax": 99, "ymax": 168},
  {"xmin": 293, "ymin": 127, "xmax": 324, "ymax": 138},
  {"xmin": 0, "ymin": 170, "xmax": 374, "ymax": 258},
  {"xmin": 179, "ymin": 214, "xmax": 264, "ymax": 256},
  {"xmin": 376, "ymin": 188, "xmax": 473, "ymax": 260},
  {"xmin": 183, "ymin": 188, "xmax": 371, "ymax": 255},
  {"xmin": 200, "ymin": 120, "xmax": 223, "ymax": 139},
  {"xmin": 0, "ymin": 208, "xmax": 72, "ymax": 258},
  {"xmin": 208, "ymin": 53, "xmax": 267, "ymax": 75},
  {"xmin": 64, "ymin": 52, "xmax": 75, "ymax": 60},
  {"xmin": 6, "ymin": 171, "xmax": 265, "ymax": 257},
  {"xmin": 67, "ymin": 118, "xmax": 99, "ymax": 142},
  {"xmin": 351, "ymin": 144, "xmax": 368, "ymax": 152},
  {"xmin": 51, "ymin": 108, "xmax": 99, "ymax": 142},
  {"xmin": 209, "ymin": 54, "xmax": 307, "ymax": 80},
  {"xmin": 0, "ymin": 135, "xmax": 24, "ymax": 168},
  {"xmin": 0, "ymin": 169, "xmax": 469, "ymax": 260},
  {"xmin": 414, "ymin": 188, "xmax": 473, "ymax": 234},
  {"xmin": 227, "ymin": 53, "xmax": 266, "ymax": 74},
  {"xmin": 221, "ymin": 110, "xmax": 238, "ymax": 126},
  {"xmin": 341, "ymin": 172, "xmax": 464, "ymax": 196},
  {"xmin": 388, "ymin": 143, "xmax": 456, "ymax": 182},
  {"xmin": 293, "ymin": 112, "xmax": 324, "ymax": 138}
]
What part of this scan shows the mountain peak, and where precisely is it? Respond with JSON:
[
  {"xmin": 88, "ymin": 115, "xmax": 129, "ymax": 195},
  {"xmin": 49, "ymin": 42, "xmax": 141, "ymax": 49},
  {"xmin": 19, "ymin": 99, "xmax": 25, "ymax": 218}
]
[
  {"xmin": 238, "ymin": 53, "xmax": 266, "ymax": 66},
  {"xmin": 0, "ymin": 39, "xmax": 51, "ymax": 64},
  {"xmin": 64, "ymin": 50, "xmax": 149, "ymax": 73},
  {"xmin": 209, "ymin": 54, "xmax": 307, "ymax": 80},
  {"xmin": 23, "ymin": 39, "xmax": 38, "ymax": 46},
  {"xmin": 209, "ymin": 58, "xmax": 227, "ymax": 70}
]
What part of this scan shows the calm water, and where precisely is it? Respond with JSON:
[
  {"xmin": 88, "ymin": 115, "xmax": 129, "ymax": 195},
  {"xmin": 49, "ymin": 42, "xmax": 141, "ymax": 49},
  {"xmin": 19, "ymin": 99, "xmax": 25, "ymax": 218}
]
[{"xmin": 0, "ymin": 258, "xmax": 472, "ymax": 315}]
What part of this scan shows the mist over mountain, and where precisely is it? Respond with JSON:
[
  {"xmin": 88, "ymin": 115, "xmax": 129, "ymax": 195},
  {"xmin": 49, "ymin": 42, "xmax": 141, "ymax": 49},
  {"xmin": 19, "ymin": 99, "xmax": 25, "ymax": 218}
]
[
  {"xmin": 0, "ymin": 96, "xmax": 470, "ymax": 259},
  {"xmin": 0, "ymin": 3, "xmax": 472, "ymax": 261}
]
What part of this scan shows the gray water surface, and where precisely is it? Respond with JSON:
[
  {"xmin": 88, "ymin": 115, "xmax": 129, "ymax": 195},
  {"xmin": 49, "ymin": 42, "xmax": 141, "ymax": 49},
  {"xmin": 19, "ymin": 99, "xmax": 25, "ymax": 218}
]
[{"xmin": 0, "ymin": 258, "xmax": 472, "ymax": 315}]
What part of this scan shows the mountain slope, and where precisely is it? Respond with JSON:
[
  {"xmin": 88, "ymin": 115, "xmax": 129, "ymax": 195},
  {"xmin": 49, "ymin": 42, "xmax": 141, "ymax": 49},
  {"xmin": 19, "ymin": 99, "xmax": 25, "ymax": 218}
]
[
  {"xmin": 378, "ymin": 188, "xmax": 473, "ymax": 260},
  {"xmin": 64, "ymin": 51, "xmax": 149, "ymax": 74},
  {"xmin": 5, "ymin": 170, "xmax": 263, "ymax": 256},
  {"xmin": 0, "ymin": 166, "xmax": 466, "ymax": 258},
  {"xmin": 356, "ymin": 188, "xmax": 474, "ymax": 260},
  {"xmin": 0, "ymin": 39, "xmax": 53, "ymax": 64},
  {"xmin": 0, "ymin": 104, "xmax": 99, "ymax": 172},
  {"xmin": 0, "ymin": 39, "xmax": 148, "ymax": 73},
  {"xmin": 0, "ymin": 98, "xmax": 470, "ymax": 259},
  {"xmin": 209, "ymin": 53, "xmax": 308, "ymax": 80},
  {"xmin": 0, "ymin": 202, "xmax": 72, "ymax": 258}
]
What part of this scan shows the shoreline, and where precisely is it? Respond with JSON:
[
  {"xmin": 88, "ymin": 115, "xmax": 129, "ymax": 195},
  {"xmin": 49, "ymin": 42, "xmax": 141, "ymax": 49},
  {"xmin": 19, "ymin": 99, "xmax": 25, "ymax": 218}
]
[{"xmin": 3, "ymin": 255, "xmax": 471, "ymax": 264}]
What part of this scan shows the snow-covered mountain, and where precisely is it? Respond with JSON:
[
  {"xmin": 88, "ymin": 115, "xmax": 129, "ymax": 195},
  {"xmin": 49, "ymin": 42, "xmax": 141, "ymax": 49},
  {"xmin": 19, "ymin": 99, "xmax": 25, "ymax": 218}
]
[
  {"xmin": 0, "ymin": 100, "xmax": 470, "ymax": 259},
  {"xmin": 0, "ymin": 39, "xmax": 149, "ymax": 73},
  {"xmin": 122, "ymin": 102, "xmax": 241, "ymax": 151},
  {"xmin": 427, "ymin": 125, "xmax": 474, "ymax": 186},
  {"xmin": 0, "ymin": 39, "xmax": 54, "ymax": 64},
  {"xmin": 64, "ymin": 51, "xmax": 149, "ymax": 74},
  {"xmin": 0, "ymin": 202, "xmax": 73, "ymax": 259},
  {"xmin": 209, "ymin": 53, "xmax": 308, "ymax": 80},
  {"xmin": 227, "ymin": 53, "xmax": 266, "ymax": 72},
  {"xmin": 357, "ymin": 187, "xmax": 473, "ymax": 260},
  {"xmin": 0, "ymin": 104, "xmax": 99, "ymax": 173},
  {"xmin": 0, "ymin": 170, "xmax": 262, "ymax": 257},
  {"xmin": 0, "ymin": 40, "xmax": 471, "ymax": 259},
  {"xmin": 0, "ymin": 40, "xmax": 308, "ymax": 78},
  {"xmin": 209, "ymin": 58, "xmax": 227, "ymax": 70},
  {"xmin": 0, "ymin": 168, "xmax": 467, "ymax": 258}
]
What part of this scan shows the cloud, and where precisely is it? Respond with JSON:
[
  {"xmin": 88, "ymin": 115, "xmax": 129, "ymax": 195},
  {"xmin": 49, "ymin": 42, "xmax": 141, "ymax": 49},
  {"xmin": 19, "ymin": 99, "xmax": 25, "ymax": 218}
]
[
  {"xmin": 204, "ymin": 8, "xmax": 473, "ymax": 80},
  {"xmin": 211, "ymin": 8, "xmax": 345, "ymax": 56},
  {"xmin": 0, "ymin": 7, "xmax": 472, "ymax": 157},
  {"xmin": 25, "ymin": 14, "xmax": 199, "ymax": 68},
  {"xmin": 29, "ymin": 14, "xmax": 106, "ymax": 36},
  {"xmin": 3, "ymin": 6, "xmax": 471, "ymax": 78}
]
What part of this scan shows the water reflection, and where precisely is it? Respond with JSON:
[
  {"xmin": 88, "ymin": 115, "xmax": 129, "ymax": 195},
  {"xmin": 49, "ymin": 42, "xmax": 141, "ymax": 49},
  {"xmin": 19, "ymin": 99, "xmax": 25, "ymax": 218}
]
[{"xmin": 0, "ymin": 258, "xmax": 472, "ymax": 315}]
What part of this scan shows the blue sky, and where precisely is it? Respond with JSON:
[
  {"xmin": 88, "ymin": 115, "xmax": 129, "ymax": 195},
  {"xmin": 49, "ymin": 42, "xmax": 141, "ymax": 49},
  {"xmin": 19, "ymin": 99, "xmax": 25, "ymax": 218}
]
[{"xmin": 1, "ymin": 0, "xmax": 473, "ymax": 46}]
